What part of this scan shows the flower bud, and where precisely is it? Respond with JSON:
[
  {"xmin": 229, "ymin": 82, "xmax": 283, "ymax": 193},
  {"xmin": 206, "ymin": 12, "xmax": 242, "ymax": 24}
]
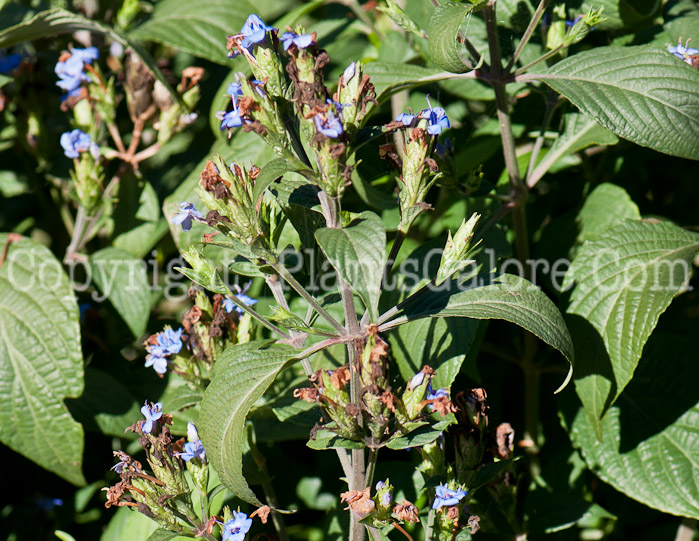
[{"xmin": 435, "ymin": 213, "xmax": 481, "ymax": 285}]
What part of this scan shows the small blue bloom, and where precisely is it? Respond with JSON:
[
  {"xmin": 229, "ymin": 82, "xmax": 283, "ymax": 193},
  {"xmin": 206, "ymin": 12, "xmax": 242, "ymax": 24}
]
[
  {"xmin": 419, "ymin": 97, "xmax": 450, "ymax": 135},
  {"xmin": 144, "ymin": 349, "xmax": 168, "ymax": 375},
  {"xmin": 60, "ymin": 129, "xmax": 99, "ymax": 159},
  {"xmin": 251, "ymin": 79, "xmax": 266, "ymax": 98},
  {"xmin": 396, "ymin": 112, "xmax": 416, "ymax": 126},
  {"xmin": 432, "ymin": 483, "xmax": 467, "ymax": 510},
  {"xmin": 375, "ymin": 480, "xmax": 385, "ymax": 491},
  {"xmin": 178, "ymin": 440, "xmax": 206, "ymax": 462},
  {"xmin": 314, "ymin": 110, "xmax": 344, "ymax": 138},
  {"xmin": 409, "ymin": 371, "xmax": 426, "ymax": 390},
  {"xmin": 227, "ymin": 82, "xmax": 243, "ymax": 100},
  {"xmin": 222, "ymin": 511, "xmax": 253, "ymax": 541},
  {"xmin": 55, "ymin": 47, "xmax": 98, "ymax": 99},
  {"xmin": 0, "ymin": 52, "xmax": 21, "ymax": 74},
  {"xmin": 668, "ymin": 38, "xmax": 699, "ymax": 65},
  {"xmin": 224, "ymin": 294, "xmax": 258, "ymax": 315},
  {"xmin": 172, "ymin": 202, "xmax": 204, "ymax": 231},
  {"xmin": 229, "ymin": 14, "xmax": 277, "ymax": 57},
  {"xmin": 141, "ymin": 401, "xmax": 163, "ymax": 434},
  {"xmin": 427, "ymin": 387, "xmax": 450, "ymax": 412},
  {"xmin": 280, "ymin": 31, "xmax": 314, "ymax": 51},
  {"xmin": 220, "ymin": 108, "xmax": 244, "ymax": 130},
  {"xmin": 35, "ymin": 498, "xmax": 63, "ymax": 512},
  {"xmin": 342, "ymin": 62, "xmax": 356, "ymax": 84},
  {"xmin": 110, "ymin": 460, "xmax": 128, "ymax": 473},
  {"xmin": 157, "ymin": 327, "xmax": 184, "ymax": 355},
  {"xmin": 565, "ymin": 15, "xmax": 584, "ymax": 27},
  {"xmin": 381, "ymin": 491, "xmax": 393, "ymax": 506}
]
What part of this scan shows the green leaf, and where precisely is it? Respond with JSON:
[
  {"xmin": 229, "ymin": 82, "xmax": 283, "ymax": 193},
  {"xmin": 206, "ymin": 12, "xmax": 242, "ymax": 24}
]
[
  {"xmin": 534, "ymin": 46, "xmax": 699, "ymax": 160},
  {"xmin": 581, "ymin": 0, "xmax": 661, "ymax": 31},
  {"xmin": 199, "ymin": 341, "xmax": 298, "ymax": 505},
  {"xmin": 363, "ymin": 62, "xmax": 455, "ymax": 103},
  {"xmin": 381, "ymin": 274, "xmax": 574, "ymax": 390},
  {"xmin": 470, "ymin": 457, "xmax": 520, "ymax": 492},
  {"xmin": 66, "ymin": 368, "xmax": 140, "ymax": 438},
  {"xmin": 307, "ymin": 429, "xmax": 365, "ymax": 450},
  {"xmin": 131, "ymin": 0, "xmax": 255, "ymax": 65},
  {"xmin": 315, "ymin": 211, "xmax": 386, "ymax": 322},
  {"xmin": 0, "ymin": 9, "xmax": 181, "ymax": 106},
  {"xmin": 252, "ymin": 158, "xmax": 314, "ymax": 208},
  {"xmin": 664, "ymin": 0, "xmax": 699, "ymax": 44},
  {"xmin": 528, "ymin": 112, "xmax": 618, "ymax": 187},
  {"xmin": 387, "ymin": 317, "xmax": 479, "ymax": 390},
  {"xmin": 427, "ymin": 0, "xmax": 476, "ymax": 73},
  {"xmin": 113, "ymin": 180, "xmax": 168, "ymax": 259},
  {"xmin": 564, "ymin": 220, "xmax": 699, "ymax": 429},
  {"xmin": 90, "ymin": 247, "xmax": 151, "ymax": 338},
  {"xmin": 566, "ymin": 332, "xmax": 699, "ymax": 519},
  {"xmin": 387, "ymin": 415, "xmax": 456, "ymax": 450},
  {"xmin": 101, "ymin": 507, "xmax": 157, "ymax": 541},
  {"xmin": 576, "ymin": 183, "xmax": 640, "ymax": 245},
  {"xmin": 0, "ymin": 235, "xmax": 85, "ymax": 485}
]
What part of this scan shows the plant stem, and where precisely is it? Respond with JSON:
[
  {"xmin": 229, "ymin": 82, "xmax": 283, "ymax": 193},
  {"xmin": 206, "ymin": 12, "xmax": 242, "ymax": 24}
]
[
  {"xmin": 64, "ymin": 205, "xmax": 88, "ymax": 262},
  {"xmin": 365, "ymin": 449, "xmax": 378, "ymax": 488},
  {"xmin": 675, "ymin": 518, "xmax": 697, "ymax": 541},
  {"xmin": 383, "ymin": 228, "xmax": 406, "ymax": 288},
  {"xmin": 271, "ymin": 260, "xmax": 346, "ymax": 334},
  {"xmin": 514, "ymin": 42, "xmax": 566, "ymax": 76},
  {"xmin": 225, "ymin": 290, "xmax": 291, "ymax": 339},
  {"xmin": 525, "ymin": 92, "xmax": 557, "ymax": 184},
  {"xmin": 506, "ymin": 0, "xmax": 551, "ymax": 72}
]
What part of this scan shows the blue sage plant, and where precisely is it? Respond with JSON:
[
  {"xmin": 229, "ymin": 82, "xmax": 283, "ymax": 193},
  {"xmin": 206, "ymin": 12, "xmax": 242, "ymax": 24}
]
[{"xmin": 0, "ymin": 1, "xmax": 698, "ymax": 541}]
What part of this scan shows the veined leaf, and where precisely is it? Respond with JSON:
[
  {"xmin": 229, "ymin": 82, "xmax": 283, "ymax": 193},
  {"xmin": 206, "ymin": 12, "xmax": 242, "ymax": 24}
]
[
  {"xmin": 0, "ymin": 9, "xmax": 181, "ymax": 106},
  {"xmin": 363, "ymin": 62, "xmax": 462, "ymax": 103},
  {"xmin": 528, "ymin": 112, "xmax": 618, "ymax": 187},
  {"xmin": 380, "ymin": 274, "xmax": 573, "ymax": 391},
  {"xmin": 131, "ymin": 0, "xmax": 255, "ymax": 65},
  {"xmin": 576, "ymin": 183, "xmax": 640, "ymax": 245},
  {"xmin": 315, "ymin": 211, "xmax": 386, "ymax": 322},
  {"xmin": 564, "ymin": 220, "xmax": 699, "ymax": 431},
  {"xmin": 427, "ymin": 0, "xmax": 476, "ymax": 73},
  {"xmin": 566, "ymin": 332, "xmax": 699, "ymax": 519},
  {"xmin": 90, "ymin": 247, "xmax": 151, "ymax": 338},
  {"xmin": 664, "ymin": 0, "xmax": 699, "ymax": 44},
  {"xmin": 199, "ymin": 341, "xmax": 298, "ymax": 505},
  {"xmin": 533, "ymin": 46, "xmax": 699, "ymax": 160},
  {"xmin": 0, "ymin": 235, "xmax": 85, "ymax": 485}
]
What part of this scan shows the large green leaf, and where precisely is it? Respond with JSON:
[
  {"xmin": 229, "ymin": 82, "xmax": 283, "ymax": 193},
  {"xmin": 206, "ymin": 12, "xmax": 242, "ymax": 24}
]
[
  {"xmin": 528, "ymin": 112, "xmax": 618, "ymax": 187},
  {"xmin": 101, "ymin": 507, "xmax": 157, "ymax": 541},
  {"xmin": 0, "ymin": 9, "xmax": 181, "ymax": 106},
  {"xmin": 387, "ymin": 317, "xmax": 479, "ymax": 390},
  {"xmin": 315, "ymin": 211, "xmax": 386, "ymax": 322},
  {"xmin": 0, "ymin": 235, "xmax": 85, "ymax": 485},
  {"xmin": 533, "ymin": 45, "xmax": 699, "ymax": 160},
  {"xmin": 664, "ymin": 0, "xmax": 699, "ymax": 44},
  {"xmin": 380, "ymin": 274, "xmax": 573, "ymax": 390},
  {"xmin": 565, "ymin": 332, "xmax": 699, "ymax": 519},
  {"xmin": 199, "ymin": 341, "xmax": 298, "ymax": 505},
  {"xmin": 131, "ymin": 0, "xmax": 255, "ymax": 65},
  {"xmin": 427, "ymin": 0, "xmax": 476, "ymax": 73},
  {"xmin": 363, "ymin": 62, "xmax": 465, "ymax": 103},
  {"xmin": 90, "ymin": 247, "xmax": 151, "ymax": 338},
  {"xmin": 563, "ymin": 220, "xmax": 699, "ymax": 431},
  {"xmin": 575, "ymin": 183, "xmax": 640, "ymax": 246}
]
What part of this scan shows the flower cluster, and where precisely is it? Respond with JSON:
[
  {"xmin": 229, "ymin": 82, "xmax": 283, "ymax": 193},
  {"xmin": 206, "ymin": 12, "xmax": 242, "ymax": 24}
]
[
  {"xmin": 340, "ymin": 478, "xmax": 420, "ymax": 527},
  {"xmin": 432, "ymin": 483, "xmax": 467, "ymax": 510},
  {"xmin": 220, "ymin": 510, "xmax": 253, "ymax": 541},
  {"xmin": 60, "ymin": 129, "xmax": 100, "ymax": 159},
  {"xmin": 55, "ymin": 46, "xmax": 98, "ymax": 100},
  {"xmin": 227, "ymin": 14, "xmax": 276, "ymax": 59},
  {"xmin": 140, "ymin": 401, "xmax": 163, "ymax": 434},
  {"xmin": 144, "ymin": 327, "xmax": 184, "ymax": 375},
  {"xmin": 394, "ymin": 96, "xmax": 451, "ymax": 136}
]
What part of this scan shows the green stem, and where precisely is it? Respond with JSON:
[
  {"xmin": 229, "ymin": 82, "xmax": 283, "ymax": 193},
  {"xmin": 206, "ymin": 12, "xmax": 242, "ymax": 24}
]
[
  {"xmin": 365, "ymin": 449, "xmax": 378, "ymax": 489},
  {"xmin": 383, "ymin": 228, "xmax": 406, "ymax": 288},
  {"xmin": 506, "ymin": 0, "xmax": 552, "ymax": 72},
  {"xmin": 514, "ymin": 42, "xmax": 566, "ymax": 76},
  {"xmin": 225, "ymin": 289, "xmax": 291, "ymax": 339},
  {"xmin": 271, "ymin": 260, "xmax": 346, "ymax": 334},
  {"xmin": 525, "ymin": 92, "xmax": 558, "ymax": 185}
]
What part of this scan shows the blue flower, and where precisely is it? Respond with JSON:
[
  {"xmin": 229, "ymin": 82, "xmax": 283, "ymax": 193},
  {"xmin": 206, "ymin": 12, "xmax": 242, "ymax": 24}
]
[
  {"xmin": 668, "ymin": 38, "xmax": 699, "ymax": 65},
  {"xmin": 409, "ymin": 371, "xmax": 426, "ymax": 390},
  {"xmin": 141, "ymin": 401, "xmax": 163, "ymax": 434},
  {"xmin": 144, "ymin": 350, "xmax": 168, "ymax": 375},
  {"xmin": 432, "ymin": 483, "xmax": 467, "ymax": 510},
  {"xmin": 564, "ymin": 15, "xmax": 584, "ymax": 27},
  {"xmin": 426, "ymin": 386, "xmax": 450, "ymax": 412},
  {"xmin": 0, "ymin": 52, "xmax": 21, "ymax": 74},
  {"xmin": 224, "ymin": 294, "xmax": 258, "ymax": 315},
  {"xmin": 381, "ymin": 491, "xmax": 393, "ymax": 506},
  {"xmin": 229, "ymin": 14, "xmax": 276, "ymax": 58},
  {"xmin": 60, "ymin": 129, "xmax": 100, "ymax": 159},
  {"xmin": 110, "ymin": 460, "xmax": 128, "ymax": 473},
  {"xmin": 314, "ymin": 110, "xmax": 344, "ymax": 138},
  {"xmin": 419, "ymin": 97, "xmax": 450, "ymax": 135},
  {"xmin": 55, "ymin": 47, "xmax": 98, "ymax": 99},
  {"xmin": 375, "ymin": 480, "xmax": 385, "ymax": 490},
  {"xmin": 157, "ymin": 327, "xmax": 184, "ymax": 355},
  {"xmin": 222, "ymin": 511, "xmax": 253, "ymax": 541},
  {"xmin": 396, "ymin": 112, "xmax": 416, "ymax": 126},
  {"xmin": 177, "ymin": 422, "xmax": 206, "ymax": 461},
  {"xmin": 220, "ymin": 108, "xmax": 244, "ymax": 130},
  {"xmin": 280, "ymin": 31, "xmax": 314, "ymax": 51},
  {"xmin": 172, "ymin": 202, "xmax": 204, "ymax": 231},
  {"xmin": 35, "ymin": 498, "xmax": 63, "ymax": 512},
  {"xmin": 227, "ymin": 82, "xmax": 243, "ymax": 100}
]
